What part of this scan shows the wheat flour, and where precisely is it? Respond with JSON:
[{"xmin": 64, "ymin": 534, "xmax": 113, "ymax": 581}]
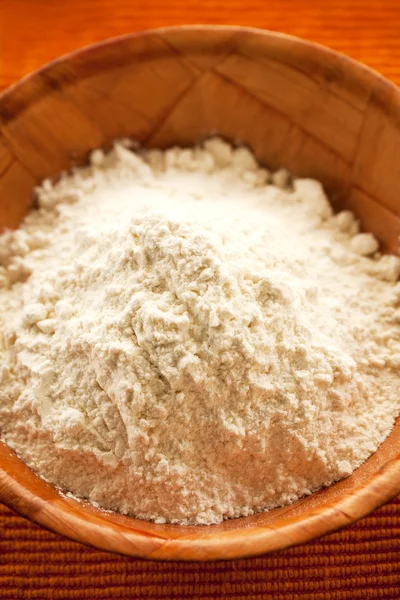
[{"xmin": 1, "ymin": 138, "xmax": 400, "ymax": 525}]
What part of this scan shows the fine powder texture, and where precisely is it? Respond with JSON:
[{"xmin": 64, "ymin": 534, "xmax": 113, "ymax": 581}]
[{"xmin": 1, "ymin": 139, "xmax": 400, "ymax": 525}]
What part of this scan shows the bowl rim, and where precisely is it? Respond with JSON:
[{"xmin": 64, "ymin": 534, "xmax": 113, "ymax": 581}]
[
  {"xmin": 1, "ymin": 440, "xmax": 400, "ymax": 561},
  {"xmin": 1, "ymin": 24, "xmax": 400, "ymax": 561},
  {"xmin": 2, "ymin": 23, "xmax": 399, "ymax": 123}
]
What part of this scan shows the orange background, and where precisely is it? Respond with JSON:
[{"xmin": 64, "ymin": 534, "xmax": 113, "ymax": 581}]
[
  {"xmin": 2, "ymin": 0, "xmax": 400, "ymax": 92},
  {"xmin": 1, "ymin": 1, "xmax": 400, "ymax": 599}
]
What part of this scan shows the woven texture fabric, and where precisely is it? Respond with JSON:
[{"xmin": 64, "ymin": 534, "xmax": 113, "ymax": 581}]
[
  {"xmin": 1, "ymin": 1, "xmax": 400, "ymax": 598},
  {"xmin": 1, "ymin": 499, "xmax": 400, "ymax": 599}
]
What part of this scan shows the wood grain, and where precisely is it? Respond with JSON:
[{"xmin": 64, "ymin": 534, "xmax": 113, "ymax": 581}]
[{"xmin": 1, "ymin": 25, "xmax": 400, "ymax": 560}]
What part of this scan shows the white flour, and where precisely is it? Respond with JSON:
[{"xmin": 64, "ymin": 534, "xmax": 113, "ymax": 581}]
[{"xmin": 1, "ymin": 138, "xmax": 400, "ymax": 525}]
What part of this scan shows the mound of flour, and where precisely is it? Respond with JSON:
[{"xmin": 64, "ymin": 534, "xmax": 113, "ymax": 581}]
[{"xmin": 1, "ymin": 138, "xmax": 400, "ymax": 525}]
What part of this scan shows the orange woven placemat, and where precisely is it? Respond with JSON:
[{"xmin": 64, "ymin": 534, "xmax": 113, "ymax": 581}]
[{"xmin": 1, "ymin": 1, "xmax": 400, "ymax": 598}]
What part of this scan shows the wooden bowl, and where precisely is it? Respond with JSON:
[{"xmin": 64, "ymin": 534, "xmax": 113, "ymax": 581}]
[{"xmin": 1, "ymin": 25, "xmax": 400, "ymax": 561}]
